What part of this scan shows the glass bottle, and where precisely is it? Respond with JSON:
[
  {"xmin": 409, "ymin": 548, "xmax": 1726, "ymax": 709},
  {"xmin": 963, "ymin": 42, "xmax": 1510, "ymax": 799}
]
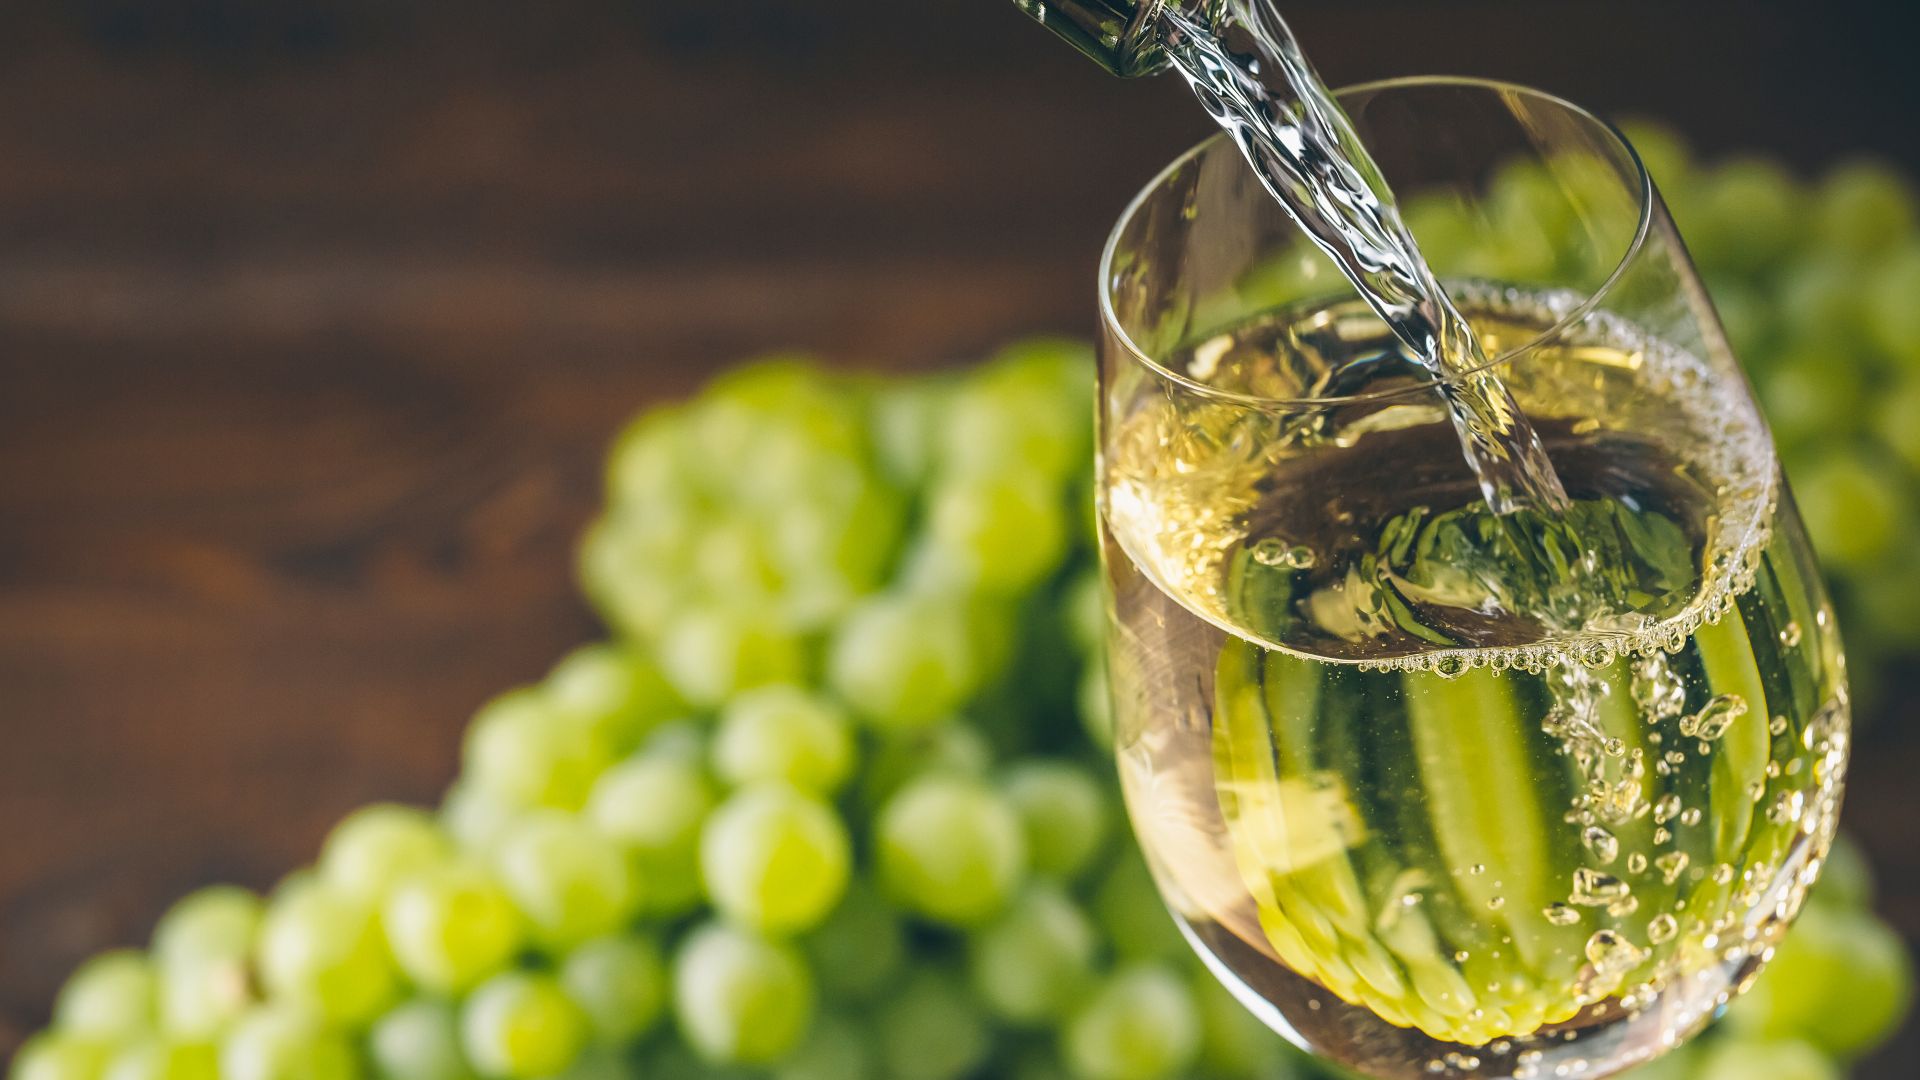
[{"xmin": 1010, "ymin": 0, "xmax": 1229, "ymax": 77}]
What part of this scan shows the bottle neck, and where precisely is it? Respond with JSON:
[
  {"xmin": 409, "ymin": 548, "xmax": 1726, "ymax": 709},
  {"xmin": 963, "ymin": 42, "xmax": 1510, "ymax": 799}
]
[{"xmin": 1012, "ymin": 0, "xmax": 1227, "ymax": 78}]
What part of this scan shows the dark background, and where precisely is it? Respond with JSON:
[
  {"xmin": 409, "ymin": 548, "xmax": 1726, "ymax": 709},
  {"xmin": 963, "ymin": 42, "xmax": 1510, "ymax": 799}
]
[{"xmin": 1, "ymin": 0, "xmax": 1915, "ymax": 1070}]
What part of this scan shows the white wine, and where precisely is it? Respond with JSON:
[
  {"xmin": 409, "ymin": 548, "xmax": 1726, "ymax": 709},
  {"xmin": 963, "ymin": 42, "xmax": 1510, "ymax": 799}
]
[{"xmin": 1100, "ymin": 288, "xmax": 1849, "ymax": 1079}]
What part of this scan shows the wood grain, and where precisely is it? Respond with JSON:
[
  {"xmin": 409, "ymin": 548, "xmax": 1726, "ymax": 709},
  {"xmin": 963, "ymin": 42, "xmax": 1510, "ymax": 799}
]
[{"xmin": 1, "ymin": 0, "xmax": 1915, "ymax": 1068}]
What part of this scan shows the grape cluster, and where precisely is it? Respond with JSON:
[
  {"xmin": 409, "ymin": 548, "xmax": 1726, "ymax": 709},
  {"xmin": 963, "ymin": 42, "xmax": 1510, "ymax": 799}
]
[
  {"xmin": 10, "ymin": 344, "xmax": 1245, "ymax": 1080},
  {"xmin": 10, "ymin": 150, "xmax": 1919, "ymax": 1080}
]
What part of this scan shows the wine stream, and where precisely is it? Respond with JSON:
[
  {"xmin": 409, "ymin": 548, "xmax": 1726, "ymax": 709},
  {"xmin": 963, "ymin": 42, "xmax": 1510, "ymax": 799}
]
[{"xmin": 1156, "ymin": 0, "xmax": 1569, "ymax": 515}]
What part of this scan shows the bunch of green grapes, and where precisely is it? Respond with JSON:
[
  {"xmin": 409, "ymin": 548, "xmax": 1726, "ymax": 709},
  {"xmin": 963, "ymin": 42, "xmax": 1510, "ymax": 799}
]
[
  {"xmin": 9, "ymin": 344, "xmax": 1266, "ymax": 1080},
  {"xmin": 9, "ymin": 171, "xmax": 1918, "ymax": 1077}
]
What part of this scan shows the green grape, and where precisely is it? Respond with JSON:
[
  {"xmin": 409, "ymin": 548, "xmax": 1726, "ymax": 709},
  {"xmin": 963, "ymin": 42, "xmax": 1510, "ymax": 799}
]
[
  {"xmin": 1002, "ymin": 762, "xmax": 1109, "ymax": 880},
  {"xmin": 802, "ymin": 883, "xmax": 907, "ymax": 1003},
  {"xmin": 462, "ymin": 689, "xmax": 613, "ymax": 812},
  {"xmin": 1552, "ymin": 154, "xmax": 1639, "ymax": 281},
  {"xmin": 654, "ymin": 1047, "xmax": 751, "ymax": 1080},
  {"xmin": 772, "ymin": 1015, "xmax": 873, "ymax": 1080},
  {"xmin": 586, "ymin": 753, "xmax": 713, "ymax": 917},
  {"xmin": 1790, "ymin": 449, "xmax": 1907, "ymax": 572},
  {"xmin": 875, "ymin": 970, "xmax": 992, "ymax": 1080},
  {"xmin": 918, "ymin": 472, "xmax": 1068, "ymax": 594},
  {"xmin": 1851, "ymin": 556, "xmax": 1920, "ymax": 652},
  {"xmin": 1062, "ymin": 966, "xmax": 1202, "ymax": 1080},
  {"xmin": 319, "ymin": 805, "xmax": 451, "ymax": 902},
  {"xmin": 218, "ymin": 1005, "xmax": 359, "ymax": 1080},
  {"xmin": 1093, "ymin": 850, "xmax": 1185, "ymax": 963},
  {"xmin": 1867, "ymin": 243, "xmax": 1920, "ymax": 364},
  {"xmin": 148, "ymin": 890, "xmax": 255, "ymax": 1039},
  {"xmin": 672, "ymin": 922, "xmax": 814, "ymax": 1066},
  {"xmin": 439, "ymin": 784, "xmax": 518, "ymax": 856},
  {"xmin": 54, "ymin": 951, "xmax": 157, "ymax": 1039},
  {"xmin": 578, "ymin": 512, "xmax": 696, "ymax": 640},
  {"xmin": 1688, "ymin": 158, "xmax": 1804, "ymax": 275},
  {"xmin": 1696, "ymin": 1039, "xmax": 1838, "ymax": 1080},
  {"xmin": 381, "ymin": 861, "xmax": 525, "ymax": 995},
  {"xmin": 959, "ymin": 594, "xmax": 1020, "ymax": 697},
  {"xmin": 764, "ymin": 469, "xmax": 907, "ymax": 618},
  {"xmin": 368, "ymin": 999, "xmax": 473, "ymax": 1080},
  {"xmin": 871, "ymin": 379, "xmax": 950, "ymax": 487},
  {"xmin": 636, "ymin": 1044, "xmax": 760, "ymax": 1080},
  {"xmin": 1757, "ymin": 345, "xmax": 1865, "ymax": 450},
  {"xmin": 544, "ymin": 643, "xmax": 681, "ymax": 754},
  {"xmin": 1616, "ymin": 119, "xmax": 1693, "ymax": 195},
  {"xmin": 154, "ymin": 957, "xmax": 253, "ymax": 1039},
  {"xmin": 876, "ymin": 775, "xmax": 1027, "ymax": 927},
  {"xmin": 491, "ymin": 812, "xmax": 639, "ymax": 952},
  {"xmin": 101, "ymin": 1038, "xmax": 217, "ymax": 1080},
  {"xmin": 859, "ymin": 722, "xmax": 993, "ymax": 811},
  {"xmin": 1872, "ymin": 370, "xmax": 1920, "ymax": 475},
  {"xmin": 940, "ymin": 339, "xmax": 1093, "ymax": 483},
  {"xmin": 1234, "ymin": 243, "xmax": 1330, "ymax": 312},
  {"xmin": 1705, "ymin": 275, "xmax": 1772, "ymax": 357},
  {"xmin": 639, "ymin": 718, "xmax": 708, "ymax": 763},
  {"xmin": 1724, "ymin": 904, "xmax": 1913, "ymax": 1058},
  {"xmin": 981, "ymin": 337, "xmax": 1095, "ymax": 423},
  {"xmin": 1401, "ymin": 192, "xmax": 1484, "ymax": 278},
  {"xmin": 701, "ymin": 355, "xmax": 855, "ymax": 417},
  {"xmin": 10, "ymin": 1034, "xmax": 116, "ymax": 1080},
  {"xmin": 967, "ymin": 885, "xmax": 1097, "ymax": 1026},
  {"xmin": 1076, "ymin": 660, "xmax": 1113, "ymax": 750},
  {"xmin": 712, "ymin": 686, "xmax": 855, "ymax": 795},
  {"xmin": 829, "ymin": 592, "xmax": 979, "ymax": 731},
  {"xmin": 658, "ymin": 606, "xmax": 806, "ymax": 707},
  {"xmin": 690, "ymin": 518, "xmax": 788, "ymax": 602},
  {"xmin": 459, "ymin": 973, "xmax": 588, "ymax": 1080},
  {"xmin": 1005, "ymin": 1047, "xmax": 1073, "ymax": 1080},
  {"xmin": 256, "ymin": 879, "xmax": 398, "ymax": 1028},
  {"xmin": 605, "ymin": 406, "xmax": 698, "ymax": 509},
  {"xmin": 1812, "ymin": 832, "xmax": 1875, "ymax": 910},
  {"xmin": 1483, "ymin": 161, "xmax": 1574, "ymax": 280},
  {"xmin": 1065, "ymin": 572, "xmax": 1106, "ymax": 656},
  {"xmin": 723, "ymin": 437, "xmax": 867, "ymax": 527},
  {"xmin": 1776, "ymin": 258, "xmax": 1867, "ymax": 347},
  {"xmin": 700, "ymin": 784, "xmax": 851, "ymax": 935},
  {"xmin": 691, "ymin": 362, "xmax": 864, "ymax": 479},
  {"xmin": 1815, "ymin": 159, "xmax": 1916, "ymax": 257},
  {"xmin": 559, "ymin": 934, "xmax": 666, "ymax": 1043},
  {"xmin": 151, "ymin": 887, "xmax": 261, "ymax": 969},
  {"xmin": 532, "ymin": 1049, "xmax": 633, "ymax": 1080},
  {"xmin": 1190, "ymin": 974, "xmax": 1298, "ymax": 1079}
]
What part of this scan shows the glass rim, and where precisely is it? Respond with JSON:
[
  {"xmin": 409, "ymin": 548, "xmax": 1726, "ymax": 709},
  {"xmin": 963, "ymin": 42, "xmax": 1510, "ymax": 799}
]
[{"xmin": 1097, "ymin": 75, "xmax": 1656, "ymax": 409}]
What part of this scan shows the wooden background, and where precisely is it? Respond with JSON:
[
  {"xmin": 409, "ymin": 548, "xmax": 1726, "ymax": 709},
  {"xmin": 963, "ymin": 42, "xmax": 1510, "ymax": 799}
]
[{"xmin": 1, "ymin": 0, "xmax": 1915, "ymax": 1069}]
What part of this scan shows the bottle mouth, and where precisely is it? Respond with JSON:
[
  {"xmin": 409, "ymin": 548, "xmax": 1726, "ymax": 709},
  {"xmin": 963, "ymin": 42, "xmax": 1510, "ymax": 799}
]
[
  {"xmin": 1112, "ymin": 1, "xmax": 1171, "ymax": 77},
  {"xmin": 1116, "ymin": 0, "xmax": 1231, "ymax": 77},
  {"xmin": 1098, "ymin": 76, "xmax": 1655, "ymax": 409}
]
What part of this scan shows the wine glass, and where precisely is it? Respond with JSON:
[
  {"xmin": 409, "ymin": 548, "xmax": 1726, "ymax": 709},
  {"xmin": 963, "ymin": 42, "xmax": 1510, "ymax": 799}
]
[{"xmin": 1096, "ymin": 78, "xmax": 1849, "ymax": 1080}]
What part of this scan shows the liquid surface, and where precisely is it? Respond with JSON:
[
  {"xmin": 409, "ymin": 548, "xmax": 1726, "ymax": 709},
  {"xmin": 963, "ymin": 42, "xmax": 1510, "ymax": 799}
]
[
  {"xmin": 1158, "ymin": 0, "xmax": 1566, "ymax": 514},
  {"xmin": 1102, "ymin": 294, "xmax": 1849, "ymax": 1080}
]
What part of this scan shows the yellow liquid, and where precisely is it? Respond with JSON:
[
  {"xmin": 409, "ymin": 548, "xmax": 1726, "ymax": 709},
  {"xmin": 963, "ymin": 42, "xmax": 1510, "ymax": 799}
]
[{"xmin": 1100, "ymin": 290, "xmax": 1849, "ymax": 1079}]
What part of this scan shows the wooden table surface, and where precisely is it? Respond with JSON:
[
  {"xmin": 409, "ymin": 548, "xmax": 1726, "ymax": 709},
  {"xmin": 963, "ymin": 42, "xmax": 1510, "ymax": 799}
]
[{"xmin": 2, "ymin": 0, "xmax": 1915, "ymax": 1069}]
